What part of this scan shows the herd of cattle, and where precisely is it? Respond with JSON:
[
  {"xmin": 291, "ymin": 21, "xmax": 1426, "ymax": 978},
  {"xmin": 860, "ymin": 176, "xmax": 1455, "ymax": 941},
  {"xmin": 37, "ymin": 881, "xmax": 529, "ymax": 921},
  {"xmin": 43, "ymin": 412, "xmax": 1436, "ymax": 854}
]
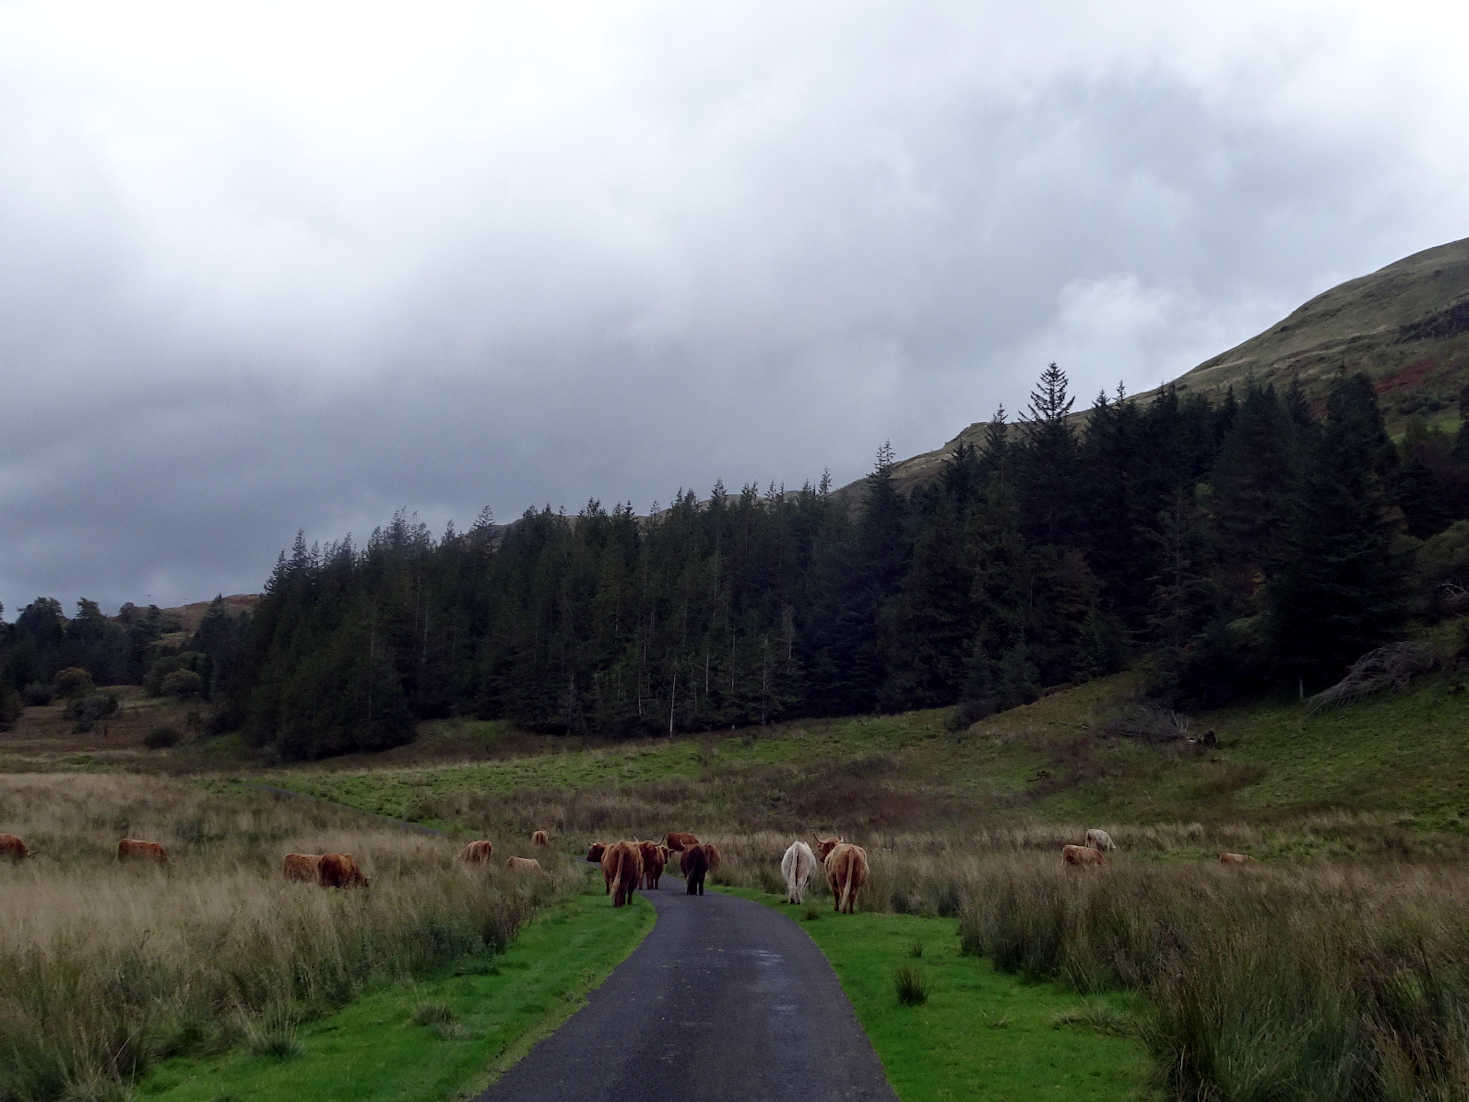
[{"xmin": 0, "ymin": 826, "xmax": 1252, "ymax": 903}]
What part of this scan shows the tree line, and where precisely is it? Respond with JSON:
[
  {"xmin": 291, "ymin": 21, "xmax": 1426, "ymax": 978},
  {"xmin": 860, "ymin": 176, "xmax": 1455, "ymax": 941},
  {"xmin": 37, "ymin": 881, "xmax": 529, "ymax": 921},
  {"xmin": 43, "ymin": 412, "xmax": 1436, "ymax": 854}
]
[{"xmin": 4, "ymin": 365, "xmax": 1468, "ymax": 756}]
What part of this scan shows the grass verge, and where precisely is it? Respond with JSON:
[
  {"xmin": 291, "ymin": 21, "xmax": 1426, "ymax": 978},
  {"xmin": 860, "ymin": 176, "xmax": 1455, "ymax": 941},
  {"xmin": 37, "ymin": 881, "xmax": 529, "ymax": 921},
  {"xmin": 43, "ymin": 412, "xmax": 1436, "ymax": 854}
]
[
  {"xmin": 140, "ymin": 884, "xmax": 655, "ymax": 1102},
  {"xmin": 720, "ymin": 887, "xmax": 1154, "ymax": 1101}
]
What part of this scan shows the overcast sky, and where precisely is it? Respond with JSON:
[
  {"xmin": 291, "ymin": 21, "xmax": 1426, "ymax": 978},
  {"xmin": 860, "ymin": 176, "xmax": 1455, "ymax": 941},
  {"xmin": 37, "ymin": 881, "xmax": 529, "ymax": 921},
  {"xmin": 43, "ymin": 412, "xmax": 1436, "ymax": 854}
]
[{"xmin": 4, "ymin": 1, "xmax": 1468, "ymax": 617}]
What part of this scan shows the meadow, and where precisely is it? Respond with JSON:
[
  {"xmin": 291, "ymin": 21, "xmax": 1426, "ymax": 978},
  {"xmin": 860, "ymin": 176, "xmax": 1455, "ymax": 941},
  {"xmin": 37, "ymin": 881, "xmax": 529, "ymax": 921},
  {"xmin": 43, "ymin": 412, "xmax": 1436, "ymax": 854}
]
[
  {"xmin": 4, "ymin": 632, "xmax": 1468, "ymax": 1100},
  {"xmin": 0, "ymin": 773, "xmax": 582, "ymax": 1102}
]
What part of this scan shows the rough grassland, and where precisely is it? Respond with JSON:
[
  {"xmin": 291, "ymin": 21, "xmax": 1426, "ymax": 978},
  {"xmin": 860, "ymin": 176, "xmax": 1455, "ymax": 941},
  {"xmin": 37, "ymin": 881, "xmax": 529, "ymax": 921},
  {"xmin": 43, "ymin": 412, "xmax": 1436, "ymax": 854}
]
[{"xmin": 140, "ymin": 885, "xmax": 655, "ymax": 1102}]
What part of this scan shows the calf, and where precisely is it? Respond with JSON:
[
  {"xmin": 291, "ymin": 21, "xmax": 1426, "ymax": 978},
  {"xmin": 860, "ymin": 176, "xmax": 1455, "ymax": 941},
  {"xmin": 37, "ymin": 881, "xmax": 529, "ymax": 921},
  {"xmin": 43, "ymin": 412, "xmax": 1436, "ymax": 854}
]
[
  {"xmin": 1062, "ymin": 844, "xmax": 1104, "ymax": 868},
  {"xmin": 459, "ymin": 840, "xmax": 494, "ymax": 864},
  {"xmin": 117, "ymin": 838, "xmax": 168, "ymax": 864},
  {"xmin": 0, "ymin": 833, "xmax": 31, "ymax": 861},
  {"xmin": 1219, "ymin": 852, "xmax": 1252, "ymax": 865},
  {"xmin": 639, "ymin": 841, "xmax": 666, "ymax": 889},
  {"xmin": 507, "ymin": 856, "xmax": 543, "ymax": 873}
]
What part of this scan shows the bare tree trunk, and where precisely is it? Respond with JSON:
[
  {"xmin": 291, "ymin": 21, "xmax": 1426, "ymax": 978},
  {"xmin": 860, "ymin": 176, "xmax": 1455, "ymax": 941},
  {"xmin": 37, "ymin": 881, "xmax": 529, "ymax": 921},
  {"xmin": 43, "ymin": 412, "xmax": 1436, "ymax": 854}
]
[{"xmin": 669, "ymin": 666, "xmax": 677, "ymax": 736}]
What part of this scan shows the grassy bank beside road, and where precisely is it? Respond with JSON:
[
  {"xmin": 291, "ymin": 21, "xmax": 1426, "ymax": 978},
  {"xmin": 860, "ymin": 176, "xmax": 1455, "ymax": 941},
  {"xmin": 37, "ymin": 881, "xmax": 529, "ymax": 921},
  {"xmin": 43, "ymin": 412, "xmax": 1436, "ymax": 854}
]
[
  {"xmin": 141, "ymin": 886, "xmax": 655, "ymax": 1102},
  {"xmin": 722, "ymin": 887, "xmax": 1153, "ymax": 1101}
]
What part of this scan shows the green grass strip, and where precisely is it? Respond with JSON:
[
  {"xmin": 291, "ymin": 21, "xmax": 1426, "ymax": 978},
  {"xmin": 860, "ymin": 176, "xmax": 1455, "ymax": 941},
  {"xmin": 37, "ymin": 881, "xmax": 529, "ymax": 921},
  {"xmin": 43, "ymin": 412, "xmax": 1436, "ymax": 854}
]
[
  {"xmin": 721, "ymin": 887, "xmax": 1155, "ymax": 1101},
  {"xmin": 139, "ymin": 886, "xmax": 654, "ymax": 1102}
]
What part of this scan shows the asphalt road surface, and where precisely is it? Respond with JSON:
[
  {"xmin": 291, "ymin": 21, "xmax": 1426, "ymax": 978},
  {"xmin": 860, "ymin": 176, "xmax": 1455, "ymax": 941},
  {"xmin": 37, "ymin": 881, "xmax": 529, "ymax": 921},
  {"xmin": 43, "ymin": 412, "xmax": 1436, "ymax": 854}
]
[{"xmin": 476, "ymin": 878, "xmax": 897, "ymax": 1102}]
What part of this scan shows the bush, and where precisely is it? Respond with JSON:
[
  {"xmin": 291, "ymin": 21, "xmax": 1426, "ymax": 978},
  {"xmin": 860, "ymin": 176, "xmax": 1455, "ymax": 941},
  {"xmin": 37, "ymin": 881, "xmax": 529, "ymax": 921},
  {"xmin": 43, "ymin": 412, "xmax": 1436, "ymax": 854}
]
[
  {"xmin": 144, "ymin": 727, "xmax": 181, "ymax": 750},
  {"xmin": 65, "ymin": 692, "xmax": 119, "ymax": 732},
  {"xmin": 159, "ymin": 670, "xmax": 204, "ymax": 700},
  {"xmin": 53, "ymin": 667, "xmax": 95, "ymax": 698}
]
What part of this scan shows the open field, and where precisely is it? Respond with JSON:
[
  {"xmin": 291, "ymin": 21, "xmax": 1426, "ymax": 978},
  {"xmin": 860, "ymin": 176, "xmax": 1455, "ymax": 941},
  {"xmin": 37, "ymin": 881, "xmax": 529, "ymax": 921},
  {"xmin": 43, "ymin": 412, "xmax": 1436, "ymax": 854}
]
[
  {"xmin": 5, "ymin": 620, "xmax": 1469, "ymax": 1099},
  {"xmin": 0, "ymin": 773, "xmax": 584, "ymax": 1102}
]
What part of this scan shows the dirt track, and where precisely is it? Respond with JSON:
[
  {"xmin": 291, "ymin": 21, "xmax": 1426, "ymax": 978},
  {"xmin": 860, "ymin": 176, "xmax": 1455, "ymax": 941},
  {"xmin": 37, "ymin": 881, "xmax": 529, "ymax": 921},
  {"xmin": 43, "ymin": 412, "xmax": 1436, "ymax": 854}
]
[{"xmin": 476, "ymin": 878, "xmax": 896, "ymax": 1102}]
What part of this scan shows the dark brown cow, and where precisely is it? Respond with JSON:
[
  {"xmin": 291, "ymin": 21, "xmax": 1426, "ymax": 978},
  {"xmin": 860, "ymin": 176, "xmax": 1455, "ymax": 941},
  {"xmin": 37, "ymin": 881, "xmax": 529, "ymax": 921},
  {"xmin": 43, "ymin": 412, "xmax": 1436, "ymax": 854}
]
[
  {"xmin": 117, "ymin": 838, "xmax": 168, "ymax": 864},
  {"xmin": 318, "ymin": 852, "xmax": 368, "ymax": 888},
  {"xmin": 601, "ymin": 841, "xmax": 643, "ymax": 907},
  {"xmin": 282, "ymin": 853, "xmax": 319, "ymax": 882},
  {"xmin": 681, "ymin": 843, "xmax": 710, "ymax": 896},
  {"xmin": 586, "ymin": 842, "xmax": 607, "ymax": 866},
  {"xmin": 824, "ymin": 843, "xmax": 868, "ymax": 913},
  {"xmin": 814, "ymin": 835, "xmax": 843, "ymax": 862},
  {"xmin": 1219, "ymin": 852, "xmax": 1252, "ymax": 865},
  {"xmin": 532, "ymin": 830, "xmax": 550, "ymax": 848},
  {"xmin": 459, "ymin": 840, "xmax": 494, "ymax": 864},
  {"xmin": 0, "ymin": 833, "xmax": 31, "ymax": 861},
  {"xmin": 638, "ymin": 841, "xmax": 666, "ymax": 889},
  {"xmin": 1062, "ymin": 844, "xmax": 1104, "ymax": 868},
  {"xmin": 507, "ymin": 856, "xmax": 543, "ymax": 873},
  {"xmin": 665, "ymin": 831, "xmax": 699, "ymax": 854}
]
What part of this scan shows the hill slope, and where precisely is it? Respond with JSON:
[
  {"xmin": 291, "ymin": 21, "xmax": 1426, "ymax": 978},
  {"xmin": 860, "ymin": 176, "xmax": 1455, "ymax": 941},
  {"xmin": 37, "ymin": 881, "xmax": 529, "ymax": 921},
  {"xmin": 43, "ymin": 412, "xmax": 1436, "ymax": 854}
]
[{"xmin": 883, "ymin": 236, "xmax": 1469, "ymax": 495}]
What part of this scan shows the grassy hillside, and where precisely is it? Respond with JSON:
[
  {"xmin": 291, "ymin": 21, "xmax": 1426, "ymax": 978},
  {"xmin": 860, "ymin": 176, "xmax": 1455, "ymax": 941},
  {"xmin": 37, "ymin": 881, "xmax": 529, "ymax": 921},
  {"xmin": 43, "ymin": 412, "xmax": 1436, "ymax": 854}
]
[{"xmin": 880, "ymin": 236, "xmax": 1469, "ymax": 496}]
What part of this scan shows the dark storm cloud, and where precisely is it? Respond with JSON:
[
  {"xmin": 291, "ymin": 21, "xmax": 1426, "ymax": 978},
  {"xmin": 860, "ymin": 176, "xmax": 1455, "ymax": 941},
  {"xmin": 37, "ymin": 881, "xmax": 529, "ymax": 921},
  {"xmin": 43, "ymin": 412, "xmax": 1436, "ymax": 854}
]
[{"xmin": 4, "ymin": 1, "xmax": 1469, "ymax": 616}]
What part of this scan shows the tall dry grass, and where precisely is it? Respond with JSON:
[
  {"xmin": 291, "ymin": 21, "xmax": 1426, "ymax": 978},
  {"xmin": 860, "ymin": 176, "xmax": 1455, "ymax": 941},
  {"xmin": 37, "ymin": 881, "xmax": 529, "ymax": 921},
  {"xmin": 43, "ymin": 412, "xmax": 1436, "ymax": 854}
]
[
  {"xmin": 0, "ymin": 775, "xmax": 580, "ymax": 1102},
  {"xmin": 956, "ymin": 857, "xmax": 1469, "ymax": 1101}
]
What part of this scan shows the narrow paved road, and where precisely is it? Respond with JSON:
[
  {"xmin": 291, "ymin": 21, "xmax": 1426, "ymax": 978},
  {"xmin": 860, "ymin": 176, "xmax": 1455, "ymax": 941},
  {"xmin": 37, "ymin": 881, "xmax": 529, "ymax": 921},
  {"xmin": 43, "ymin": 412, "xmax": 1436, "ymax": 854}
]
[{"xmin": 477, "ymin": 878, "xmax": 897, "ymax": 1102}]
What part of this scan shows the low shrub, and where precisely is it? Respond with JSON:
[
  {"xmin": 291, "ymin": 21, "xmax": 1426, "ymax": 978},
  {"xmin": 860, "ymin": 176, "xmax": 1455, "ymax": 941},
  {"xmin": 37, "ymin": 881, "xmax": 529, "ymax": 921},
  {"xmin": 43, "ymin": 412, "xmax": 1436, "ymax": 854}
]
[
  {"xmin": 894, "ymin": 965, "xmax": 929, "ymax": 1006},
  {"xmin": 144, "ymin": 727, "xmax": 182, "ymax": 750}
]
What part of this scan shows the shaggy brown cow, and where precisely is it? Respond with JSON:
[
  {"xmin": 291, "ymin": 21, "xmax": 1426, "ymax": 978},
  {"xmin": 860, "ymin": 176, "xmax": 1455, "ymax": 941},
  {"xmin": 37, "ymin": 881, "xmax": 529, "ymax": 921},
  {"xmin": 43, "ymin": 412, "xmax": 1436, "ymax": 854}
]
[
  {"xmin": 507, "ymin": 856, "xmax": 543, "ymax": 873},
  {"xmin": 824, "ymin": 843, "xmax": 868, "ymax": 913},
  {"xmin": 1219, "ymin": 852, "xmax": 1252, "ymax": 865},
  {"xmin": 681, "ymin": 842, "xmax": 710, "ymax": 896},
  {"xmin": 459, "ymin": 840, "xmax": 494, "ymax": 864},
  {"xmin": 638, "ymin": 841, "xmax": 666, "ymax": 889},
  {"xmin": 814, "ymin": 835, "xmax": 843, "ymax": 861},
  {"xmin": 117, "ymin": 838, "xmax": 168, "ymax": 864},
  {"xmin": 1062, "ymin": 844, "xmax": 1104, "ymax": 868},
  {"xmin": 0, "ymin": 833, "xmax": 31, "ymax": 861},
  {"xmin": 282, "ymin": 853, "xmax": 320, "ymax": 882},
  {"xmin": 665, "ymin": 831, "xmax": 698, "ymax": 853},
  {"xmin": 586, "ymin": 842, "xmax": 607, "ymax": 865},
  {"xmin": 532, "ymin": 830, "xmax": 550, "ymax": 847},
  {"xmin": 702, "ymin": 841, "xmax": 722, "ymax": 874},
  {"xmin": 601, "ymin": 841, "xmax": 643, "ymax": 907},
  {"xmin": 318, "ymin": 852, "xmax": 368, "ymax": 888}
]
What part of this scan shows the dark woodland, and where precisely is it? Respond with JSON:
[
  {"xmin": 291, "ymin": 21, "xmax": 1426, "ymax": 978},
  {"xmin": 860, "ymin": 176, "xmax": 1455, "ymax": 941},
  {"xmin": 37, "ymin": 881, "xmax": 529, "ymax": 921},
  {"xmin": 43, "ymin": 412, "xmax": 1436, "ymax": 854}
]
[{"xmin": 5, "ymin": 367, "xmax": 1469, "ymax": 758}]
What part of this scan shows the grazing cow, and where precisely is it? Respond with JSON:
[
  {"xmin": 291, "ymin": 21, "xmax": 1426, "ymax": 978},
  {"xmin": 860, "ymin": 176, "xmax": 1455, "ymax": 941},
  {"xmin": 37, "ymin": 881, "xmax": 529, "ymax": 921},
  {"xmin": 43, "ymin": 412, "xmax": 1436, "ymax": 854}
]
[
  {"xmin": 665, "ymin": 831, "xmax": 698, "ymax": 854},
  {"xmin": 824, "ymin": 843, "xmax": 868, "ymax": 913},
  {"xmin": 781, "ymin": 840, "xmax": 817, "ymax": 905},
  {"xmin": 1219, "ymin": 852, "xmax": 1252, "ymax": 865},
  {"xmin": 1084, "ymin": 828, "xmax": 1117, "ymax": 852},
  {"xmin": 459, "ymin": 840, "xmax": 494, "ymax": 864},
  {"xmin": 601, "ymin": 841, "xmax": 643, "ymax": 907},
  {"xmin": 814, "ymin": 835, "xmax": 843, "ymax": 862},
  {"xmin": 702, "ymin": 842, "xmax": 722, "ymax": 875},
  {"xmin": 117, "ymin": 838, "xmax": 168, "ymax": 864},
  {"xmin": 1, "ymin": 834, "xmax": 31, "ymax": 861},
  {"xmin": 681, "ymin": 842, "xmax": 710, "ymax": 896},
  {"xmin": 638, "ymin": 841, "xmax": 666, "ymax": 889},
  {"xmin": 318, "ymin": 852, "xmax": 368, "ymax": 888},
  {"xmin": 507, "ymin": 856, "xmax": 543, "ymax": 873},
  {"xmin": 1062, "ymin": 844, "xmax": 1104, "ymax": 868},
  {"xmin": 282, "ymin": 853, "xmax": 320, "ymax": 882},
  {"xmin": 532, "ymin": 830, "xmax": 550, "ymax": 848}
]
